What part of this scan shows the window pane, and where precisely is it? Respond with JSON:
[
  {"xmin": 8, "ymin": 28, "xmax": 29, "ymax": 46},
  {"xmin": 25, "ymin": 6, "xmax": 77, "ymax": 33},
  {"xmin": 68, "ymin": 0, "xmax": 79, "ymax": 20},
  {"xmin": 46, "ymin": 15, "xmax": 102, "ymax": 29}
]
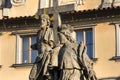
[
  {"xmin": 86, "ymin": 30, "xmax": 93, "ymax": 43},
  {"xmin": 76, "ymin": 31, "xmax": 83, "ymax": 43},
  {"xmin": 22, "ymin": 37, "xmax": 29, "ymax": 63},
  {"xmin": 86, "ymin": 29, "xmax": 93, "ymax": 58},
  {"xmin": 86, "ymin": 45, "xmax": 93, "ymax": 58},
  {"xmin": 31, "ymin": 36, "xmax": 38, "ymax": 63}
]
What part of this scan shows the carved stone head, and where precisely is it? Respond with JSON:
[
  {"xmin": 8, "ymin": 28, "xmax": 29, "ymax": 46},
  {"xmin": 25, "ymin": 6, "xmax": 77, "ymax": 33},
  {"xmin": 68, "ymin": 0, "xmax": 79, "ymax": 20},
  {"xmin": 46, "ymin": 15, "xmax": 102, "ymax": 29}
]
[
  {"xmin": 59, "ymin": 24, "xmax": 75, "ymax": 43},
  {"xmin": 60, "ymin": 24, "xmax": 74, "ymax": 33},
  {"xmin": 40, "ymin": 14, "xmax": 50, "ymax": 29}
]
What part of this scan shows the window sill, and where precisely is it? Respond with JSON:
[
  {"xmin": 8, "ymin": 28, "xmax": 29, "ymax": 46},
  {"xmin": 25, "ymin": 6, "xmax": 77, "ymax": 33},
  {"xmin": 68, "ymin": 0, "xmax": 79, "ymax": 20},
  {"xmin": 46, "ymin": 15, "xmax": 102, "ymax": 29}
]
[
  {"xmin": 110, "ymin": 56, "xmax": 120, "ymax": 61},
  {"xmin": 90, "ymin": 58, "xmax": 98, "ymax": 62},
  {"xmin": 11, "ymin": 63, "xmax": 33, "ymax": 68}
]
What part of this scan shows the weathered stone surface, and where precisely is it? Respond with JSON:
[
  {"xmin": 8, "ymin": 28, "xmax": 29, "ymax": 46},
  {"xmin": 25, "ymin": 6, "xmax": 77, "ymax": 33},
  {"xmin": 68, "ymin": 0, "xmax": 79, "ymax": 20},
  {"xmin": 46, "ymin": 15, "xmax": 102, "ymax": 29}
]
[
  {"xmin": 112, "ymin": 0, "xmax": 120, "ymax": 7},
  {"xmin": 38, "ymin": 0, "xmax": 77, "ymax": 44},
  {"xmin": 100, "ymin": 0, "xmax": 111, "ymax": 8},
  {"xmin": 29, "ymin": 14, "xmax": 54, "ymax": 80},
  {"xmin": 29, "ymin": 21, "xmax": 97, "ymax": 80}
]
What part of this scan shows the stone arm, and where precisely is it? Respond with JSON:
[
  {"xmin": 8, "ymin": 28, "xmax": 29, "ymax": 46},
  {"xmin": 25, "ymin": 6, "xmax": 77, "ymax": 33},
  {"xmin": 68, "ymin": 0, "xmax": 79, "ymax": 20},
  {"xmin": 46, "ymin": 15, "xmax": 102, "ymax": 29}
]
[
  {"xmin": 77, "ymin": 41, "xmax": 97, "ymax": 80},
  {"xmin": 31, "ymin": 30, "xmax": 42, "ymax": 50}
]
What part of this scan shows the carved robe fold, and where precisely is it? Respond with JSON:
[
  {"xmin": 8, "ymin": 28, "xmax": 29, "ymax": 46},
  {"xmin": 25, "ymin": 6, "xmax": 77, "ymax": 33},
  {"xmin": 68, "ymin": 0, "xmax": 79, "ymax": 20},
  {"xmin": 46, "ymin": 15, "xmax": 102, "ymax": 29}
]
[{"xmin": 29, "ymin": 28, "xmax": 54, "ymax": 80}]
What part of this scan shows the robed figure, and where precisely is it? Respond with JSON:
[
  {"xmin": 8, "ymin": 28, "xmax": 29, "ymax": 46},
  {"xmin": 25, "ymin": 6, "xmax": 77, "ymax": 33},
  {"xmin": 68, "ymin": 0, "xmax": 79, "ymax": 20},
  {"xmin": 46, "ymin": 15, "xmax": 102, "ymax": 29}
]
[
  {"xmin": 57, "ymin": 24, "xmax": 97, "ymax": 80},
  {"xmin": 29, "ymin": 14, "xmax": 54, "ymax": 80},
  {"xmin": 29, "ymin": 15, "xmax": 97, "ymax": 80}
]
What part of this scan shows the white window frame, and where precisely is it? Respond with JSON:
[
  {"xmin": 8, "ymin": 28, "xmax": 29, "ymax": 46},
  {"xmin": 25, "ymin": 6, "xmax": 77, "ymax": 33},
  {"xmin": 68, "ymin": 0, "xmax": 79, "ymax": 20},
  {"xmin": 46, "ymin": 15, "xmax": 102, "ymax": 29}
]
[
  {"xmin": 115, "ymin": 23, "xmax": 120, "ymax": 56},
  {"xmin": 74, "ymin": 24, "xmax": 96, "ymax": 58},
  {"xmin": 15, "ymin": 32, "xmax": 37, "ymax": 64}
]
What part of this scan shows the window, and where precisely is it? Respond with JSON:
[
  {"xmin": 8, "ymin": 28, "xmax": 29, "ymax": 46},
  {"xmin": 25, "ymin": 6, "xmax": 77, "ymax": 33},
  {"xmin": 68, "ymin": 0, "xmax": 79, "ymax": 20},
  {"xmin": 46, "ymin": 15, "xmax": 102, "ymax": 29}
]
[
  {"xmin": 115, "ymin": 23, "xmax": 120, "ymax": 57},
  {"xmin": 16, "ymin": 34, "xmax": 38, "ymax": 64},
  {"xmin": 76, "ymin": 28, "xmax": 95, "ymax": 58}
]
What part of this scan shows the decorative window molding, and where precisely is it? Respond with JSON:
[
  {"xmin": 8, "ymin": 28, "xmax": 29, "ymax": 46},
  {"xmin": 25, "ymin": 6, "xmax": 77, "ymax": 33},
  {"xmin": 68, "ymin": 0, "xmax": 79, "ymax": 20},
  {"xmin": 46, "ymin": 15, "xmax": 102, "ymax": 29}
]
[
  {"xmin": 12, "ymin": 30, "xmax": 37, "ymax": 35},
  {"xmin": 11, "ymin": 63, "xmax": 33, "ymax": 68},
  {"xmin": 74, "ymin": 24, "xmax": 97, "ymax": 60},
  {"xmin": 111, "ymin": 56, "xmax": 120, "ymax": 61},
  {"xmin": 77, "ymin": 0, "xmax": 84, "ymax": 5},
  {"xmin": 11, "ymin": 0, "xmax": 26, "ymax": 6}
]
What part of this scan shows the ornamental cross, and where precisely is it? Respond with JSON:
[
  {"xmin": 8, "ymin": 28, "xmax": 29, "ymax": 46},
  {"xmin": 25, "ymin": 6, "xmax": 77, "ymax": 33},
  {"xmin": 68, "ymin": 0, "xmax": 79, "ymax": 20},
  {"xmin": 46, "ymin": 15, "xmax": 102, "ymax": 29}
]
[{"xmin": 38, "ymin": 0, "xmax": 77, "ymax": 44}]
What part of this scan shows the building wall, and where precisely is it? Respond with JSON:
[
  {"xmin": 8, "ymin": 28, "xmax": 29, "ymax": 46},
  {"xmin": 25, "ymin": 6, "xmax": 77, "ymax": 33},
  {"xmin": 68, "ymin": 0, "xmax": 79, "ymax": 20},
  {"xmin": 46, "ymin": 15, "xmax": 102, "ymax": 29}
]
[
  {"xmin": 0, "ymin": 0, "xmax": 114, "ymax": 19},
  {"xmin": 0, "ymin": 0, "xmax": 120, "ymax": 80},
  {"xmin": 69, "ymin": 20, "xmax": 120, "ymax": 79},
  {"xmin": 0, "ymin": 22, "xmax": 120, "ymax": 80},
  {"xmin": 77, "ymin": 0, "xmax": 114, "ymax": 10},
  {"xmin": 94, "ymin": 22, "xmax": 120, "ymax": 79},
  {"xmin": 0, "ymin": 31, "xmax": 32, "ymax": 80},
  {"xmin": 0, "ymin": 0, "xmax": 38, "ymax": 19}
]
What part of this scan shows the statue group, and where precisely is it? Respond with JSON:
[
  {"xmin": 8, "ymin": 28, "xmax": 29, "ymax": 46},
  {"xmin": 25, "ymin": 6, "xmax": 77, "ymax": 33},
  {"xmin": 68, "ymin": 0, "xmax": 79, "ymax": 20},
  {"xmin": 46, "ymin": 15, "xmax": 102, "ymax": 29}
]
[{"xmin": 29, "ymin": 14, "xmax": 97, "ymax": 80}]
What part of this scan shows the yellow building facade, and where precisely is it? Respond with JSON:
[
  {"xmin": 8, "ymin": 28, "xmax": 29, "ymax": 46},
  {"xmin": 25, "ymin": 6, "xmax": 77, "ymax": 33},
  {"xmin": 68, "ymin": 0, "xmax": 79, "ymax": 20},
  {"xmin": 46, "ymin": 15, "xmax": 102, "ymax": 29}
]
[{"xmin": 0, "ymin": 0, "xmax": 120, "ymax": 80}]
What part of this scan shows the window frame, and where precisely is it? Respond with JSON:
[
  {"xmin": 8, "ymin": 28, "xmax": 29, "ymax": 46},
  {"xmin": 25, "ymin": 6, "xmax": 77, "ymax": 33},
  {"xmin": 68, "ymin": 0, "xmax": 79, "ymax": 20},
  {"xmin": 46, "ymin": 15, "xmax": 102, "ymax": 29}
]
[
  {"xmin": 115, "ymin": 23, "xmax": 120, "ymax": 56},
  {"xmin": 74, "ymin": 24, "xmax": 96, "ymax": 60},
  {"xmin": 110, "ymin": 22, "xmax": 120, "ymax": 61},
  {"xmin": 14, "ymin": 31, "xmax": 37, "ymax": 64}
]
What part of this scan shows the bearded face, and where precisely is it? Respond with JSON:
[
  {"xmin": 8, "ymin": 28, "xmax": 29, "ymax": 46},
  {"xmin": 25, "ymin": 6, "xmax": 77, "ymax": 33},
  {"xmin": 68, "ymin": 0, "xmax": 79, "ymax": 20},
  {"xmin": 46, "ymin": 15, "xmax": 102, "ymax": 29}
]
[{"xmin": 41, "ymin": 18, "xmax": 48, "ymax": 28}]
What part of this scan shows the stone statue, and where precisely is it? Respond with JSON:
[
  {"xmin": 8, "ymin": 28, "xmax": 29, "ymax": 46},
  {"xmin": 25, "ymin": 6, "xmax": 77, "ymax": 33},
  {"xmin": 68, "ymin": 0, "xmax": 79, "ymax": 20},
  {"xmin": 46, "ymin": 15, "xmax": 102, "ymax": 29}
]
[
  {"xmin": 57, "ymin": 24, "xmax": 81, "ymax": 80},
  {"xmin": 57, "ymin": 24, "xmax": 97, "ymax": 80},
  {"xmin": 29, "ymin": 14, "xmax": 54, "ymax": 80},
  {"xmin": 99, "ymin": 0, "xmax": 111, "ymax": 8},
  {"xmin": 78, "ymin": 41, "xmax": 97, "ymax": 80},
  {"xmin": 29, "ymin": 14, "xmax": 97, "ymax": 80},
  {"xmin": 112, "ymin": 0, "xmax": 120, "ymax": 7}
]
